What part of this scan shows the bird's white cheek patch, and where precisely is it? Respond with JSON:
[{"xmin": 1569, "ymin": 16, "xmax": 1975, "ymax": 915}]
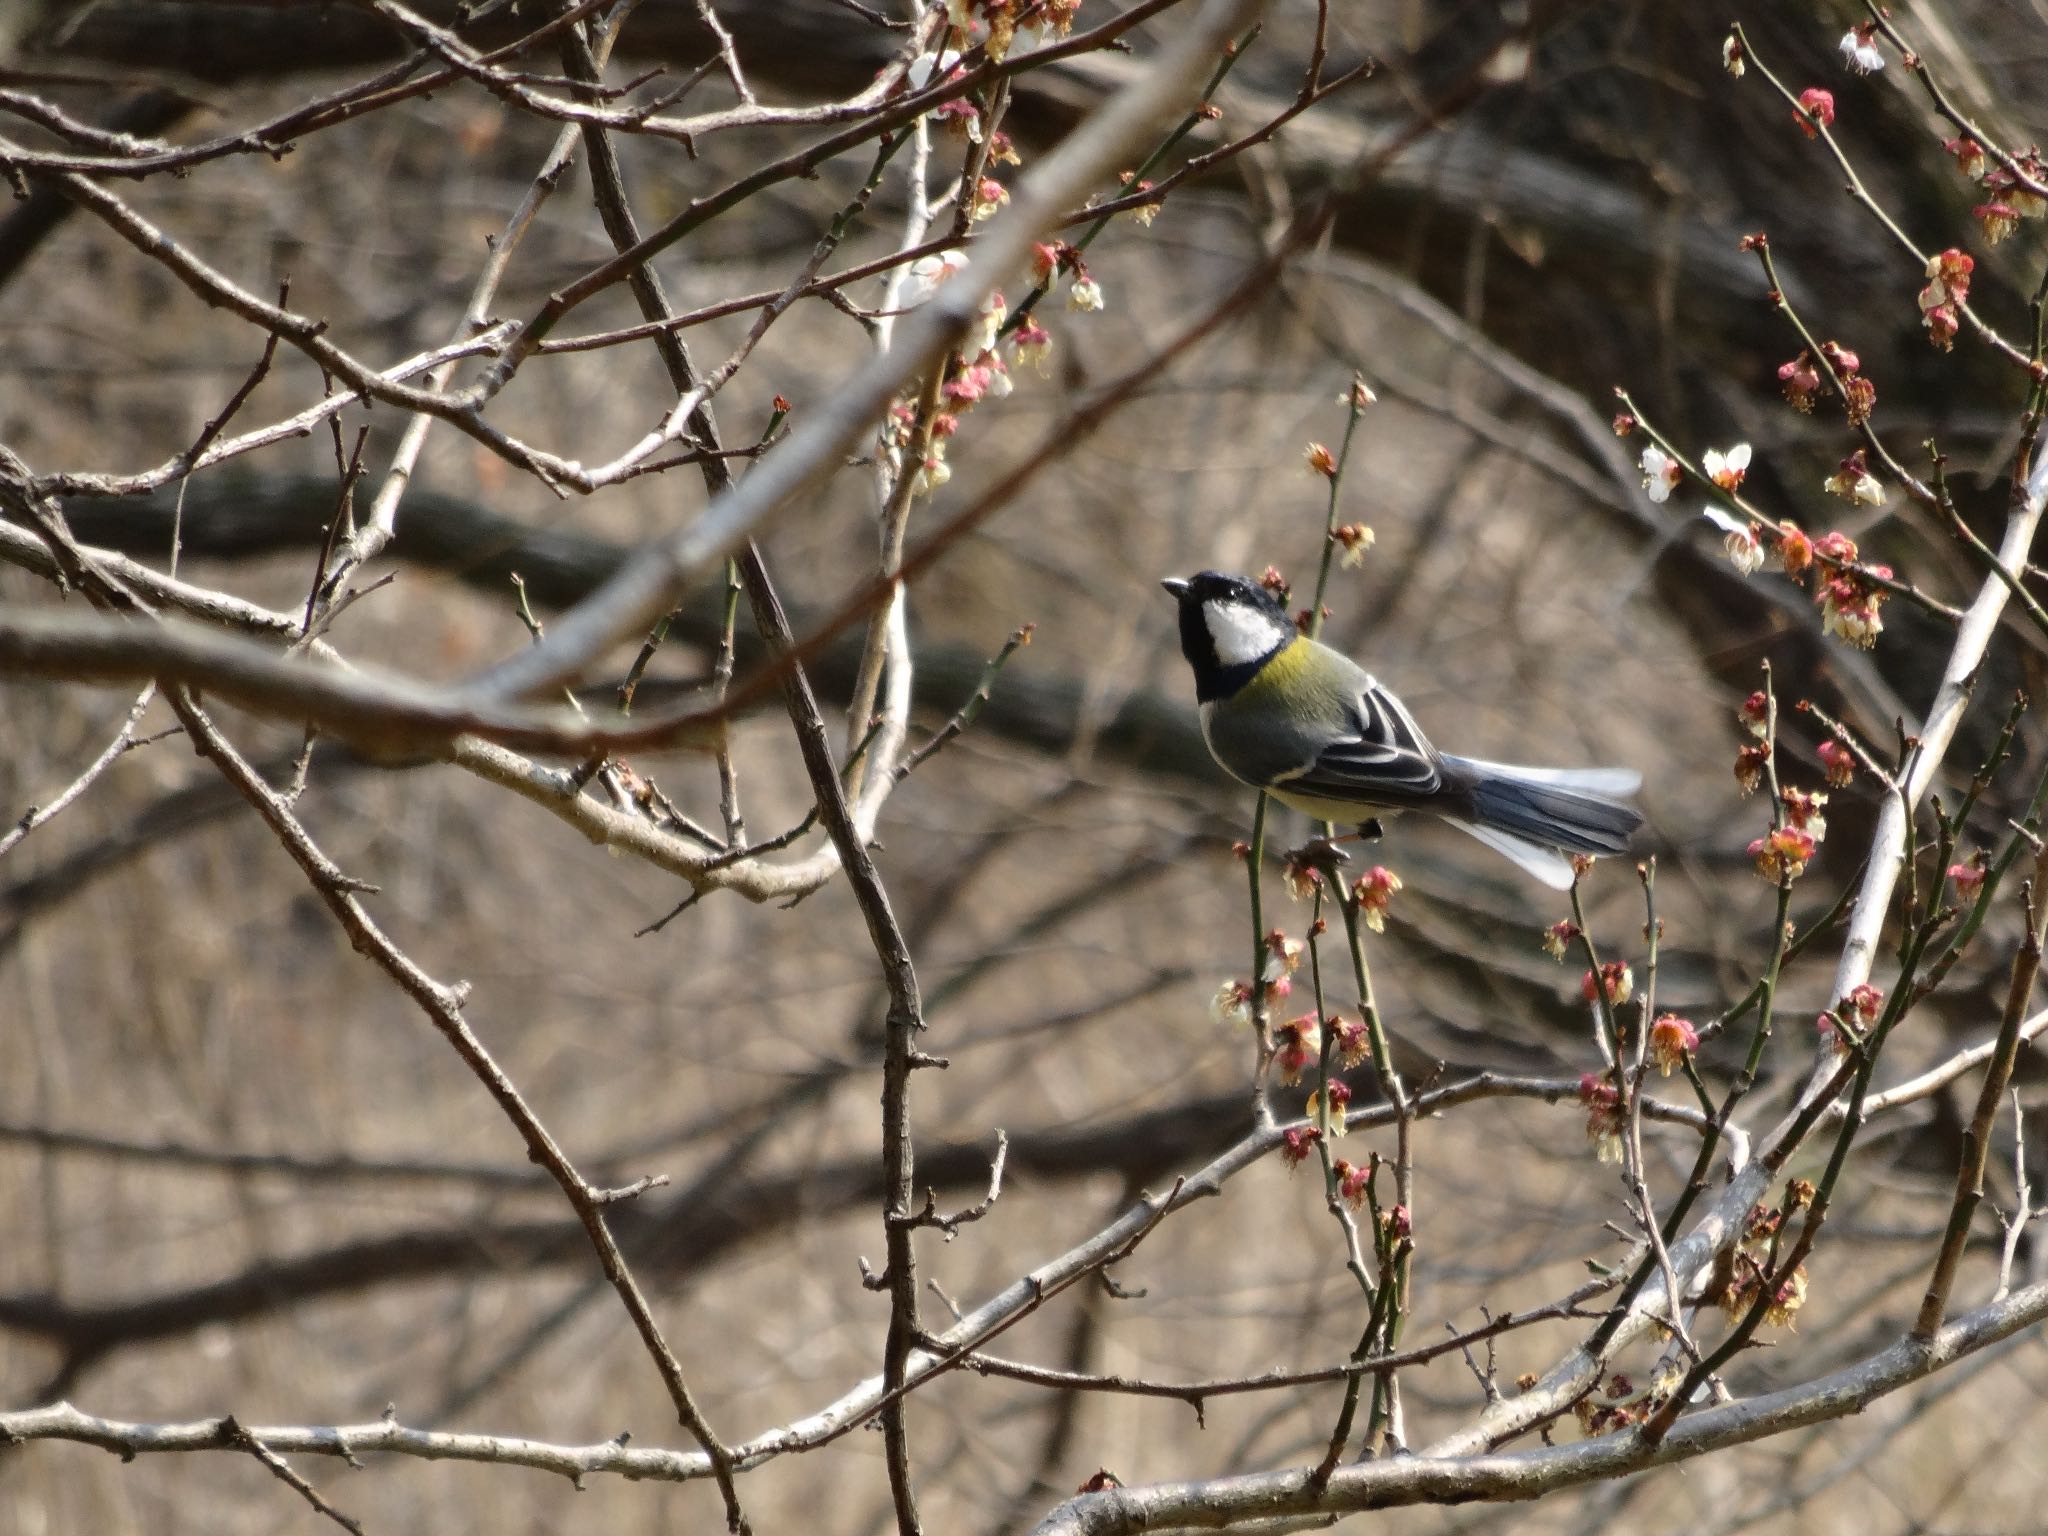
[{"xmin": 1203, "ymin": 601, "xmax": 1287, "ymax": 665}]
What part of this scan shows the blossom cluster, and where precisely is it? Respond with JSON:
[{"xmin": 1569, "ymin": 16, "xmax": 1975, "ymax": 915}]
[
  {"xmin": 1819, "ymin": 982, "xmax": 1884, "ymax": 1046},
  {"xmin": 1946, "ymin": 135, "xmax": 2048, "ymax": 248},
  {"xmin": 1720, "ymin": 1183, "xmax": 1817, "ymax": 1330},
  {"xmin": 940, "ymin": 0, "xmax": 1082, "ymax": 60},
  {"xmin": 1654, "ymin": 452, "xmax": 1898, "ymax": 647},
  {"xmin": 889, "ymin": 242, "xmax": 1071, "ymax": 494},
  {"xmin": 1579, "ymin": 1072, "xmax": 1626, "ymax": 1164},
  {"xmin": 1917, "ymin": 247, "xmax": 1975, "ymax": 351}
]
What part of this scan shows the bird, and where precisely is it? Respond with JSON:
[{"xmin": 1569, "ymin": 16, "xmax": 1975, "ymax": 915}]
[{"xmin": 1160, "ymin": 570, "xmax": 1642, "ymax": 889}]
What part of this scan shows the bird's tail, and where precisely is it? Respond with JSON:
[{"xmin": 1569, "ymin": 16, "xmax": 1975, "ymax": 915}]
[{"xmin": 1439, "ymin": 757, "xmax": 1644, "ymax": 889}]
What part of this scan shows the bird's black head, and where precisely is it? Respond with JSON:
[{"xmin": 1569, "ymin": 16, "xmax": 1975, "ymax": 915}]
[{"xmin": 1160, "ymin": 570, "xmax": 1294, "ymax": 702}]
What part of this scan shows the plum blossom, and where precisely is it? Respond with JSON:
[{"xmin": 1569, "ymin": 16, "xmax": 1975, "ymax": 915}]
[
  {"xmin": 1703, "ymin": 442, "xmax": 1751, "ymax": 492},
  {"xmin": 1012, "ymin": 317, "xmax": 1052, "ymax": 373},
  {"xmin": 1272, "ymin": 1013, "xmax": 1319, "ymax": 1085},
  {"xmin": 1777, "ymin": 523, "xmax": 1815, "ymax": 575},
  {"xmin": 1581, "ymin": 961, "xmax": 1634, "ymax": 1008},
  {"xmin": 1639, "ymin": 445, "xmax": 1682, "ymax": 502},
  {"xmin": 1825, "ymin": 449, "xmax": 1885, "ymax": 505},
  {"xmin": 1703, "ymin": 507, "xmax": 1766, "ymax": 575},
  {"xmin": 1649, "ymin": 1014, "xmax": 1699, "ymax": 1076},
  {"xmin": 1749, "ymin": 826, "xmax": 1817, "ymax": 882},
  {"xmin": 1777, "ymin": 350, "xmax": 1822, "ymax": 411},
  {"xmin": 1839, "ymin": 25, "xmax": 1884, "ymax": 74},
  {"xmin": 1353, "ymin": 866, "xmax": 1401, "ymax": 933},
  {"xmin": 1307, "ymin": 1079, "xmax": 1351, "ymax": 1136},
  {"xmin": 1794, "ymin": 88, "xmax": 1835, "ymax": 137},
  {"xmin": 902, "ymin": 250, "xmax": 969, "ymax": 306},
  {"xmin": 1579, "ymin": 1074, "xmax": 1625, "ymax": 1163},
  {"xmin": 1975, "ymin": 201, "xmax": 2020, "ymax": 243},
  {"xmin": 1734, "ymin": 743, "xmax": 1769, "ymax": 795}
]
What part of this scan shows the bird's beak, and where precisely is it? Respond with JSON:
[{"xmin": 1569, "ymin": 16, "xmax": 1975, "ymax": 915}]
[{"xmin": 1159, "ymin": 576, "xmax": 1191, "ymax": 600}]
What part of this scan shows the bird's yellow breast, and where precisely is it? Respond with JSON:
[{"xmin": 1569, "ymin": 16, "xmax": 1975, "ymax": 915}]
[{"xmin": 1235, "ymin": 635, "xmax": 1349, "ymax": 713}]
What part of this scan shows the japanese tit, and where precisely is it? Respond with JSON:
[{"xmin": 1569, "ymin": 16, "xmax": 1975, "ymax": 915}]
[{"xmin": 1161, "ymin": 571, "xmax": 1642, "ymax": 889}]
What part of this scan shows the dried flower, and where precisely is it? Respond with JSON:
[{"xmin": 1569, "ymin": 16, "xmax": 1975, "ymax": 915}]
[
  {"xmin": 1777, "ymin": 349, "xmax": 1822, "ymax": 411},
  {"xmin": 1259, "ymin": 565, "xmax": 1291, "ymax": 601},
  {"xmin": 1813, "ymin": 529, "xmax": 1859, "ymax": 564},
  {"xmin": 1816, "ymin": 739, "xmax": 1856, "ymax": 787},
  {"xmin": 1778, "ymin": 523, "xmax": 1815, "ymax": 575},
  {"xmin": 1332, "ymin": 1157, "xmax": 1369, "ymax": 1208},
  {"xmin": 1273, "ymin": 1013, "xmax": 1320, "ymax": 1084},
  {"xmin": 1843, "ymin": 982, "xmax": 1884, "ymax": 1026},
  {"xmin": 1734, "ymin": 743, "xmax": 1770, "ymax": 795},
  {"xmin": 1749, "ymin": 826, "xmax": 1817, "ymax": 882},
  {"xmin": 1923, "ymin": 303, "xmax": 1960, "ymax": 351},
  {"xmin": 1765, "ymin": 1264, "xmax": 1809, "ymax": 1328},
  {"xmin": 932, "ymin": 95, "xmax": 981, "ymax": 140},
  {"xmin": 1332, "ymin": 523, "xmax": 1374, "ymax": 568},
  {"xmin": 1329, "ymin": 1015, "xmax": 1371, "ymax": 1068},
  {"xmin": 2012, "ymin": 158, "xmax": 2048, "ymax": 218},
  {"xmin": 1780, "ymin": 787, "xmax": 1828, "ymax": 838},
  {"xmin": 1353, "ymin": 866, "xmax": 1402, "ymax": 932},
  {"xmin": 1580, "ymin": 1072, "xmax": 1625, "ymax": 1163},
  {"xmin": 1948, "ymin": 857, "xmax": 1987, "ymax": 900},
  {"xmin": 1542, "ymin": 919, "xmax": 1581, "ymax": 960},
  {"xmin": 1946, "ymin": 136, "xmax": 1988, "ymax": 180},
  {"xmin": 1975, "ymin": 201, "xmax": 2021, "ymax": 243},
  {"xmin": 1841, "ymin": 375, "xmax": 1876, "ymax": 426},
  {"xmin": 1280, "ymin": 1125, "xmax": 1322, "ymax": 1167},
  {"xmin": 1738, "ymin": 690, "xmax": 1770, "ymax": 737},
  {"xmin": 1649, "ymin": 1014, "xmax": 1699, "ymax": 1076},
  {"xmin": 1639, "ymin": 445, "xmax": 1682, "ymax": 502},
  {"xmin": 1794, "ymin": 88, "xmax": 1836, "ymax": 138},
  {"xmin": 1281, "ymin": 849, "xmax": 1323, "ymax": 902},
  {"xmin": 1612, "ymin": 411, "xmax": 1636, "ymax": 436},
  {"xmin": 1304, "ymin": 441, "xmax": 1337, "ymax": 479},
  {"xmin": 1581, "ymin": 961, "xmax": 1634, "ymax": 1009}
]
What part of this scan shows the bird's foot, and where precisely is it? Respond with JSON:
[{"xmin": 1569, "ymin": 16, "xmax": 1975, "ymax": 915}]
[{"xmin": 1318, "ymin": 818, "xmax": 1386, "ymax": 846}]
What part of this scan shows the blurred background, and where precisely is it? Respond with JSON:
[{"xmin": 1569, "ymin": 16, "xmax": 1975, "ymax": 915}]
[{"xmin": 3, "ymin": 2, "xmax": 2046, "ymax": 1532}]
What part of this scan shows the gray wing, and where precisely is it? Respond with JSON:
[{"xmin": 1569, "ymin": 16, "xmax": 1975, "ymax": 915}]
[{"xmin": 1271, "ymin": 673, "xmax": 1446, "ymax": 809}]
